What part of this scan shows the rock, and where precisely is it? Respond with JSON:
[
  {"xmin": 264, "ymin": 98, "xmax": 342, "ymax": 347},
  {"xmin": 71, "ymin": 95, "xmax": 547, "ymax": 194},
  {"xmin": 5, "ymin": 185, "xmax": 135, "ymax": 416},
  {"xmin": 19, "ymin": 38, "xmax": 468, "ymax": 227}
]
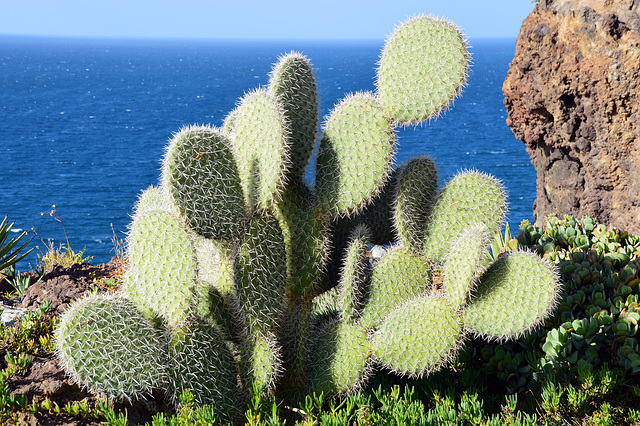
[
  {"xmin": 0, "ymin": 302, "xmax": 27, "ymax": 326},
  {"xmin": 503, "ymin": 0, "xmax": 640, "ymax": 232},
  {"xmin": 20, "ymin": 261, "xmax": 117, "ymax": 316}
]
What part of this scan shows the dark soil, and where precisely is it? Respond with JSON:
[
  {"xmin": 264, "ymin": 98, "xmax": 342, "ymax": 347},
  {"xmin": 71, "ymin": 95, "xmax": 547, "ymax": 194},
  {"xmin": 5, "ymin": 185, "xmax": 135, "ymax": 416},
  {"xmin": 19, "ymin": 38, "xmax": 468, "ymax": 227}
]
[{"xmin": 4, "ymin": 259, "xmax": 165, "ymax": 426}]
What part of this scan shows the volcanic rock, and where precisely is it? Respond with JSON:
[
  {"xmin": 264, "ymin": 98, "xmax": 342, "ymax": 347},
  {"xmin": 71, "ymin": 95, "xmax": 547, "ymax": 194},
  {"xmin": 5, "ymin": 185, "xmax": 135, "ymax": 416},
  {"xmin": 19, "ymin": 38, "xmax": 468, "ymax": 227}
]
[{"xmin": 503, "ymin": 0, "xmax": 640, "ymax": 232}]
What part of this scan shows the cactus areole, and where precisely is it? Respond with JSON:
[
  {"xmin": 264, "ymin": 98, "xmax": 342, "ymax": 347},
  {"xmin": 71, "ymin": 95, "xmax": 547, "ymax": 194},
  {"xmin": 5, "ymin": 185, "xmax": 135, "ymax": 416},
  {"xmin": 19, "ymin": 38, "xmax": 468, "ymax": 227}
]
[{"xmin": 55, "ymin": 15, "xmax": 560, "ymax": 421}]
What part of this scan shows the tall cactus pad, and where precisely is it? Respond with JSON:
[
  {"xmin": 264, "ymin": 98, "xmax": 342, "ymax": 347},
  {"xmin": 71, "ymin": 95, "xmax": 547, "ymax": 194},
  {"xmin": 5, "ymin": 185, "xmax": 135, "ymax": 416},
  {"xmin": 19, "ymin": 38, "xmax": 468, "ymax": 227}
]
[
  {"xmin": 444, "ymin": 224, "xmax": 490, "ymax": 310},
  {"xmin": 233, "ymin": 89, "xmax": 290, "ymax": 210},
  {"xmin": 423, "ymin": 170, "xmax": 506, "ymax": 263},
  {"xmin": 168, "ymin": 322, "xmax": 238, "ymax": 421},
  {"xmin": 315, "ymin": 92, "xmax": 395, "ymax": 217},
  {"xmin": 308, "ymin": 319, "xmax": 371, "ymax": 396},
  {"xmin": 236, "ymin": 213, "xmax": 288, "ymax": 335},
  {"xmin": 56, "ymin": 294, "xmax": 168, "ymax": 401},
  {"xmin": 371, "ymin": 297, "xmax": 463, "ymax": 377},
  {"xmin": 124, "ymin": 209, "xmax": 197, "ymax": 328},
  {"xmin": 339, "ymin": 225, "xmax": 371, "ymax": 324},
  {"xmin": 278, "ymin": 296, "xmax": 314, "ymax": 393},
  {"xmin": 274, "ymin": 182, "xmax": 328, "ymax": 296},
  {"xmin": 376, "ymin": 15, "xmax": 468, "ymax": 124},
  {"xmin": 359, "ymin": 247, "xmax": 431, "ymax": 330},
  {"xmin": 394, "ymin": 156, "xmax": 438, "ymax": 251},
  {"xmin": 161, "ymin": 125, "xmax": 246, "ymax": 240},
  {"xmin": 269, "ymin": 52, "xmax": 319, "ymax": 181},
  {"xmin": 465, "ymin": 251, "xmax": 560, "ymax": 340}
]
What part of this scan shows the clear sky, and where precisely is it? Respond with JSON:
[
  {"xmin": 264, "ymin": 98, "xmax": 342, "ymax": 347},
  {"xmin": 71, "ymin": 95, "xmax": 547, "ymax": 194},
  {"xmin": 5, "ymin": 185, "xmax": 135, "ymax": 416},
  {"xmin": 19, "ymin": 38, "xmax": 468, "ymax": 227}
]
[{"xmin": 0, "ymin": 0, "xmax": 535, "ymax": 40}]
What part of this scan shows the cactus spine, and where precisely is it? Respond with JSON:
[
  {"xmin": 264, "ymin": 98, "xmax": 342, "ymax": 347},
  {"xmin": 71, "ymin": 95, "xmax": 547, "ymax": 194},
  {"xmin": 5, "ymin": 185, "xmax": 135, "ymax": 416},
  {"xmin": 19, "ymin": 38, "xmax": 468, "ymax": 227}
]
[{"xmin": 55, "ymin": 15, "xmax": 560, "ymax": 420}]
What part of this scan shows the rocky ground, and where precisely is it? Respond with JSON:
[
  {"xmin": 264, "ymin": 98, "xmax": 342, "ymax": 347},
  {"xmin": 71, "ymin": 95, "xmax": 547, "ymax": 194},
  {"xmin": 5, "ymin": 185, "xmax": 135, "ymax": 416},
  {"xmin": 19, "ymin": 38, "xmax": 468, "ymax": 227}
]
[{"xmin": 1, "ymin": 260, "xmax": 165, "ymax": 426}]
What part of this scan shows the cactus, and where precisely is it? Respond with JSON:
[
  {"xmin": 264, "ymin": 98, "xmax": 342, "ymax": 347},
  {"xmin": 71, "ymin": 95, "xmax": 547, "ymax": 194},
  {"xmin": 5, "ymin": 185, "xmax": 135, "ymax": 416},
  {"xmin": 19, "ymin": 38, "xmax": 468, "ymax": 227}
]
[
  {"xmin": 55, "ymin": 293, "xmax": 168, "ymax": 401},
  {"xmin": 55, "ymin": 14, "xmax": 561, "ymax": 419}
]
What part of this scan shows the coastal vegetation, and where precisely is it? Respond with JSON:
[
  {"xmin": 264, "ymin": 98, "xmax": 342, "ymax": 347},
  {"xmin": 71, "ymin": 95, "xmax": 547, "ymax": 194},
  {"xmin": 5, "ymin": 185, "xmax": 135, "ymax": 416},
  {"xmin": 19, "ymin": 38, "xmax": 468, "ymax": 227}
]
[{"xmin": 0, "ymin": 215, "xmax": 640, "ymax": 424}]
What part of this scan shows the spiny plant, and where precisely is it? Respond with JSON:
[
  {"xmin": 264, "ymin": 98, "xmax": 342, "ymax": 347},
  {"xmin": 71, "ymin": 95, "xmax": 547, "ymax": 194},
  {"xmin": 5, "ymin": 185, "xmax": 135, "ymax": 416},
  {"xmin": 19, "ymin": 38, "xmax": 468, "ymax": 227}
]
[{"xmin": 55, "ymin": 15, "xmax": 561, "ymax": 423}]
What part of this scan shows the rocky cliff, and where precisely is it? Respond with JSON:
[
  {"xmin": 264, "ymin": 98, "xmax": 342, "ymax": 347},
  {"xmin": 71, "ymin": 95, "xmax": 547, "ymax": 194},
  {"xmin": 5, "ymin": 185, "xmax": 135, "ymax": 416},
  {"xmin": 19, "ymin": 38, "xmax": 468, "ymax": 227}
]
[{"xmin": 503, "ymin": 0, "xmax": 640, "ymax": 233}]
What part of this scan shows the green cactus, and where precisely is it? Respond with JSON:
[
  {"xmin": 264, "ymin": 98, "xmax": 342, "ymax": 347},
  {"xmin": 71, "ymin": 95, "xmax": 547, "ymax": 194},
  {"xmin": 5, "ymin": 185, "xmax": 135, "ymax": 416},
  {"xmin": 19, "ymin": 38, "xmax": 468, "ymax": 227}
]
[
  {"xmin": 268, "ymin": 51, "xmax": 319, "ymax": 182},
  {"xmin": 371, "ymin": 297, "xmax": 464, "ymax": 377},
  {"xmin": 394, "ymin": 156, "xmax": 438, "ymax": 252},
  {"xmin": 54, "ymin": 15, "xmax": 561, "ymax": 418},
  {"xmin": 315, "ymin": 92, "xmax": 395, "ymax": 218},
  {"xmin": 376, "ymin": 14, "xmax": 469, "ymax": 124},
  {"xmin": 161, "ymin": 124, "xmax": 246, "ymax": 240},
  {"xmin": 168, "ymin": 321, "xmax": 239, "ymax": 421},
  {"xmin": 274, "ymin": 181, "xmax": 328, "ymax": 296},
  {"xmin": 444, "ymin": 224, "xmax": 491, "ymax": 310},
  {"xmin": 123, "ymin": 198, "xmax": 197, "ymax": 328},
  {"xmin": 338, "ymin": 225, "xmax": 371, "ymax": 324},
  {"xmin": 359, "ymin": 246, "xmax": 432, "ymax": 330},
  {"xmin": 423, "ymin": 170, "xmax": 507, "ymax": 263},
  {"xmin": 232, "ymin": 88, "xmax": 290, "ymax": 211},
  {"xmin": 465, "ymin": 250, "xmax": 560, "ymax": 340},
  {"xmin": 236, "ymin": 213, "xmax": 288, "ymax": 336},
  {"xmin": 55, "ymin": 293, "xmax": 168, "ymax": 401},
  {"xmin": 308, "ymin": 318, "xmax": 371, "ymax": 396}
]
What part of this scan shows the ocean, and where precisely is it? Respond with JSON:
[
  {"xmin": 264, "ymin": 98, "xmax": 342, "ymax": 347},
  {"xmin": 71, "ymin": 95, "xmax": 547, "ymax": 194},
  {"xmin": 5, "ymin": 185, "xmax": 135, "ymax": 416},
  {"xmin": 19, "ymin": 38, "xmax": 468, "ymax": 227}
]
[{"xmin": 0, "ymin": 36, "xmax": 535, "ymax": 269}]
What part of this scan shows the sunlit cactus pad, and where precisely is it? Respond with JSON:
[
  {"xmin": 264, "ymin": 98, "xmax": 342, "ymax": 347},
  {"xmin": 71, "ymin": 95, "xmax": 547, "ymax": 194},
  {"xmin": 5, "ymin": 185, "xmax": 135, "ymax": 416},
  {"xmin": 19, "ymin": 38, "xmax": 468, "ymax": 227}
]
[
  {"xmin": 55, "ymin": 294, "xmax": 167, "ymax": 401},
  {"xmin": 377, "ymin": 15, "xmax": 469, "ymax": 124}
]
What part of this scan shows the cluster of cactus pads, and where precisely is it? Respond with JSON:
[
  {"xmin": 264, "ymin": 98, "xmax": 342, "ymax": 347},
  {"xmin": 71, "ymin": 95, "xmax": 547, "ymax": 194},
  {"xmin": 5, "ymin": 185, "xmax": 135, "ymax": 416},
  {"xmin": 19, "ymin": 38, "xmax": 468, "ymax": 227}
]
[{"xmin": 55, "ymin": 15, "xmax": 561, "ymax": 422}]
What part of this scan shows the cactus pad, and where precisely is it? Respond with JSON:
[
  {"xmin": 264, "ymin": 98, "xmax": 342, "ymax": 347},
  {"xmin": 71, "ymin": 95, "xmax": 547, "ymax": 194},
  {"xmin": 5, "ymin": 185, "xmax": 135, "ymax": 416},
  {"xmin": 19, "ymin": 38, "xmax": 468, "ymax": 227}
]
[
  {"xmin": 168, "ymin": 322, "xmax": 238, "ymax": 420},
  {"xmin": 56, "ymin": 294, "xmax": 168, "ymax": 401},
  {"xmin": 338, "ymin": 225, "xmax": 371, "ymax": 324},
  {"xmin": 315, "ymin": 92, "xmax": 395, "ymax": 218},
  {"xmin": 394, "ymin": 156, "xmax": 438, "ymax": 251},
  {"xmin": 444, "ymin": 224, "xmax": 491, "ymax": 309},
  {"xmin": 236, "ymin": 213, "xmax": 288, "ymax": 335},
  {"xmin": 377, "ymin": 15, "xmax": 468, "ymax": 124},
  {"xmin": 124, "ymin": 208, "xmax": 197, "ymax": 328},
  {"xmin": 233, "ymin": 88, "xmax": 290, "ymax": 211},
  {"xmin": 423, "ymin": 170, "xmax": 506, "ymax": 263},
  {"xmin": 269, "ymin": 52, "xmax": 318, "ymax": 181},
  {"xmin": 161, "ymin": 125, "xmax": 246, "ymax": 240},
  {"xmin": 371, "ymin": 297, "xmax": 463, "ymax": 377},
  {"xmin": 308, "ymin": 319, "xmax": 371, "ymax": 396},
  {"xmin": 359, "ymin": 247, "xmax": 431, "ymax": 330},
  {"xmin": 465, "ymin": 250, "xmax": 560, "ymax": 340}
]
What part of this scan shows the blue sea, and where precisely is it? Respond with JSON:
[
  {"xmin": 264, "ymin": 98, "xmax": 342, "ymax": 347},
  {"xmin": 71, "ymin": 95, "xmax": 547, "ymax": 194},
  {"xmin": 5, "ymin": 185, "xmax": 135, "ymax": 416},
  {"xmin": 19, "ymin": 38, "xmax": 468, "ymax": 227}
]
[{"xmin": 0, "ymin": 36, "xmax": 535, "ymax": 269}]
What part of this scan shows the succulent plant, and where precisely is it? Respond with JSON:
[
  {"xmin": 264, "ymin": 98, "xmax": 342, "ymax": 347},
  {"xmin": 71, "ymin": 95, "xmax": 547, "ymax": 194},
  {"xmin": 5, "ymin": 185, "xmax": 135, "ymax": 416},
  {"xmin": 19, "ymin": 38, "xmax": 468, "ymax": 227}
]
[
  {"xmin": 55, "ymin": 15, "xmax": 560, "ymax": 420},
  {"xmin": 0, "ymin": 215, "xmax": 33, "ymax": 273}
]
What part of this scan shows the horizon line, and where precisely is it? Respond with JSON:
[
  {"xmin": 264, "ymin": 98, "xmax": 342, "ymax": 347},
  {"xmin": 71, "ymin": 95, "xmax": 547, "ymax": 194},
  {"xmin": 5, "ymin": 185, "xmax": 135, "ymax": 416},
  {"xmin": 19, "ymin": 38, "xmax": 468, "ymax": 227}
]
[{"xmin": 0, "ymin": 33, "xmax": 519, "ymax": 43}]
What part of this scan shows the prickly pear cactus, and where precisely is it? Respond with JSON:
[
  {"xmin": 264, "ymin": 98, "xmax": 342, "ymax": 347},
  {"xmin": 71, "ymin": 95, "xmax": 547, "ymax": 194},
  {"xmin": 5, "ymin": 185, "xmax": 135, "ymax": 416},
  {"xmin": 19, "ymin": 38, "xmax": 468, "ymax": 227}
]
[{"xmin": 55, "ymin": 14, "xmax": 561, "ymax": 421}]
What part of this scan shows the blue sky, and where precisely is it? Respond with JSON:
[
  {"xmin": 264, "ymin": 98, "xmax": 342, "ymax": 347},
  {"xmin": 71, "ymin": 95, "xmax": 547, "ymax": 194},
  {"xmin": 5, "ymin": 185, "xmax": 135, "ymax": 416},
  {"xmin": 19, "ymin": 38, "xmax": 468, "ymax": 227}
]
[{"xmin": 0, "ymin": 0, "xmax": 535, "ymax": 40}]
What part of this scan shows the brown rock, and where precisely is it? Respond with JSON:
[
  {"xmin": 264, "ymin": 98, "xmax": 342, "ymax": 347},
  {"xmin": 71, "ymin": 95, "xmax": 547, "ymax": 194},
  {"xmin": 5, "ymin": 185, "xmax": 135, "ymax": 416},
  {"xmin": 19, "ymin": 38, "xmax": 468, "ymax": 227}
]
[
  {"xmin": 20, "ymin": 260, "xmax": 117, "ymax": 316},
  {"xmin": 503, "ymin": 0, "xmax": 640, "ymax": 232}
]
